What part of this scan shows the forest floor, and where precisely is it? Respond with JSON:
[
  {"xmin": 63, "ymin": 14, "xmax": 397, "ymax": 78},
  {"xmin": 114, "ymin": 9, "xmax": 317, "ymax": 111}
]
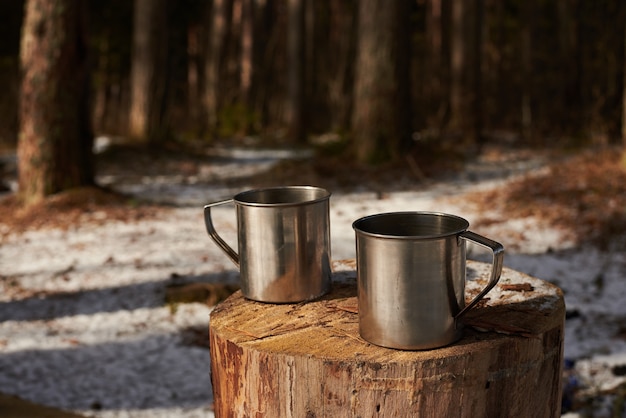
[{"xmin": 1, "ymin": 139, "xmax": 626, "ymax": 417}]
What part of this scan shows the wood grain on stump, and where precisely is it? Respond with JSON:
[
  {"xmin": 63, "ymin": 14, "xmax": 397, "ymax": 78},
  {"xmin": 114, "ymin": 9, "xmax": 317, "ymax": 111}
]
[{"xmin": 209, "ymin": 260, "xmax": 565, "ymax": 418}]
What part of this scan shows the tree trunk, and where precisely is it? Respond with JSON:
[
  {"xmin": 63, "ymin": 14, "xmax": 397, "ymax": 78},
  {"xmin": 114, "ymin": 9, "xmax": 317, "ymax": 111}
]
[
  {"xmin": 203, "ymin": 0, "xmax": 232, "ymax": 136},
  {"xmin": 622, "ymin": 12, "xmax": 626, "ymax": 164},
  {"xmin": 17, "ymin": 0, "xmax": 94, "ymax": 205},
  {"xmin": 128, "ymin": 0, "xmax": 168, "ymax": 143},
  {"xmin": 240, "ymin": 0, "xmax": 253, "ymax": 104},
  {"xmin": 352, "ymin": 0, "xmax": 411, "ymax": 164},
  {"xmin": 327, "ymin": 0, "xmax": 356, "ymax": 133},
  {"xmin": 187, "ymin": 23, "xmax": 201, "ymax": 135},
  {"xmin": 209, "ymin": 260, "xmax": 565, "ymax": 417},
  {"xmin": 520, "ymin": 0, "xmax": 533, "ymax": 143},
  {"xmin": 471, "ymin": 0, "xmax": 484, "ymax": 149},
  {"xmin": 449, "ymin": 0, "xmax": 465, "ymax": 135},
  {"xmin": 286, "ymin": 0, "xmax": 306, "ymax": 143},
  {"xmin": 440, "ymin": 0, "xmax": 452, "ymax": 131},
  {"xmin": 426, "ymin": 0, "xmax": 445, "ymax": 126}
]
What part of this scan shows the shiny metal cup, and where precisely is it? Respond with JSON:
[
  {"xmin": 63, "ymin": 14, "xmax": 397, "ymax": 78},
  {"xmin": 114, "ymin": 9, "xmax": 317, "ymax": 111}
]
[
  {"xmin": 352, "ymin": 212, "xmax": 504, "ymax": 350},
  {"xmin": 204, "ymin": 186, "xmax": 332, "ymax": 303}
]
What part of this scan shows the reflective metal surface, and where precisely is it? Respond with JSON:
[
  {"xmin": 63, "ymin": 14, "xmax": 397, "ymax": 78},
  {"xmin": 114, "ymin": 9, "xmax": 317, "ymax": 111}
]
[
  {"xmin": 204, "ymin": 186, "xmax": 331, "ymax": 303},
  {"xmin": 353, "ymin": 212, "xmax": 504, "ymax": 350}
]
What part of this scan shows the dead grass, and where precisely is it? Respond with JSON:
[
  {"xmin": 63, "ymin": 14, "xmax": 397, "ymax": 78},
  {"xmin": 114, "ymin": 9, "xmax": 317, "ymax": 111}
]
[
  {"xmin": 467, "ymin": 146, "xmax": 626, "ymax": 249},
  {"xmin": 0, "ymin": 186, "xmax": 168, "ymax": 238}
]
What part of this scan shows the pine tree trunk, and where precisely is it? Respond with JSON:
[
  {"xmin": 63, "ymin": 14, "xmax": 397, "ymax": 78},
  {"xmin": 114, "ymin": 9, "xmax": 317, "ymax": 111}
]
[
  {"xmin": 520, "ymin": 0, "xmax": 533, "ymax": 143},
  {"xmin": 286, "ymin": 0, "xmax": 306, "ymax": 143},
  {"xmin": 17, "ymin": 0, "xmax": 93, "ymax": 205},
  {"xmin": 128, "ymin": 0, "xmax": 168, "ymax": 143},
  {"xmin": 203, "ymin": 0, "xmax": 232, "ymax": 135},
  {"xmin": 622, "ymin": 14, "xmax": 626, "ymax": 164},
  {"xmin": 327, "ymin": 0, "xmax": 356, "ymax": 133},
  {"xmin": 352, "ymin": 0, "xmax": 411, "ymax": 164},
  {"xmin": 449, "ymin": 0, "xmax": 466, "ymax": 135},
  {"xmin": 240, "ymin": 0, "xmax": 253, "ymax": 103}
]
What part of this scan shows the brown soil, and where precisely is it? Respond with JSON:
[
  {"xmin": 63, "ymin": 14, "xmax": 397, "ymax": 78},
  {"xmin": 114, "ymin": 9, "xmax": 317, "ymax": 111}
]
[{"xmin": 466, "ymin": 147, "xmax": 626, "ymax": 248}]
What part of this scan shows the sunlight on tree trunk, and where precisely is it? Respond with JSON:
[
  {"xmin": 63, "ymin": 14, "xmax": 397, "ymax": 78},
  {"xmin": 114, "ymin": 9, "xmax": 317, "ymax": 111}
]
[
  {"xmin": 17, "ymin": 0, "xmax": 93, "ymax": 205},
  {"xmin": 240, "ymin": 0, "xmax": 253, "ymax": 101}
]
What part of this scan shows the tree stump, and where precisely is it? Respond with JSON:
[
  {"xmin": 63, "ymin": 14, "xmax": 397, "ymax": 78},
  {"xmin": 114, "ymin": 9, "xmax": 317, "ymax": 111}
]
[{"xmin": 209, "ymin": 260, "xmax": 565, "ymax": 418}]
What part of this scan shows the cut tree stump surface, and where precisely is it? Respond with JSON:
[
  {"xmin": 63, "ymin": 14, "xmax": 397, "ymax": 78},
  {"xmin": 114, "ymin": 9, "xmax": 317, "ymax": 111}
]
[{"xmin": 209, "ymin": 260, "xmax": 565, "ymax": 418}]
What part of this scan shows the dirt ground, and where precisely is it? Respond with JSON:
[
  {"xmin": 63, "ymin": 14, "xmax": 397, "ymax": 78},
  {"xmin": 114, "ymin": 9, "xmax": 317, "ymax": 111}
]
[{"xmin": 2, "ymin": 143, "xmax": 625, "ymax": 250}]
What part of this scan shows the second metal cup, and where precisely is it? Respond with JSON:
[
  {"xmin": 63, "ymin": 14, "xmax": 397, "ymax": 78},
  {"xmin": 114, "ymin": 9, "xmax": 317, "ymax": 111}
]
[{"xmin": 353, "ymin": 211, "xmax": 504, "ymax": 350}]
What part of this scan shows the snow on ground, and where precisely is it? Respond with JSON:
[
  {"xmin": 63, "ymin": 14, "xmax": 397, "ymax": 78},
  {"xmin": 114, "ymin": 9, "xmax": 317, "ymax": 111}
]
[{"xmin": 1, "ymin": 146, "xmax": 626, "ymax": 417}]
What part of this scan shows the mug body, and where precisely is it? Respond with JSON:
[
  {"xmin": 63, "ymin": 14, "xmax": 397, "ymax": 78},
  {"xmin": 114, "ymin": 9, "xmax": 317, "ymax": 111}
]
[
  {"xmin": 353, "ymin": 212, "xmax": 469, "ymax": 350},
  {"xmin": 235, "ymin": 186, "xmax": 332, "ymax": 303}
]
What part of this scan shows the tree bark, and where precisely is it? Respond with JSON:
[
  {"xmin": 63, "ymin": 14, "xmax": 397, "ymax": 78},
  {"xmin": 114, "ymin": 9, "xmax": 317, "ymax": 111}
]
[
  {"xmin": 622, "ymin": 11, "xmax": 626, "ymax": 164},
  {"xmin": 326, "ymin": 0, "xmax": 356, "ymax": 133},
  {"xmin": 286, "ymin": 0, "xmax": 306, "ymax": 143},
  {"xmin": 472, "ymin": 0, "xmax": 484, "ymax": 149},
  {"xmin": 203, "ymin": 0, "xmax": 232, "ymax": 136},
  {"xmin": 520, "ymin": 0, "xmax": 533, "ymax": 143},
  {"xmin": 448, "ymin": 0, "xmax": 483, "ymax": 147},
  {"xmin": 187, "ymin": 23, "xmax": 201, "ymax": 134},
  {"xmin": 240, "ymin": 0, "xmax": 253, "ymax": 103},
  {"xmin": 128, "ymin": 0, "xmax": 168, "ymax": 143},
  {"xmin": 17, "ymin": 0, "xmax": 93, "ymax": 205},
  {"xmin": 210, "ymin": 260, "xmax": 564, "ymax": 417},
  {"xmin": 449, "ymin": 0, "xmax": 465, "ymax": 134},
  {"xmin": 426, "ymin": 0, "xmax": 444, "ymax": 125},
  {"xmin": 352, "ymin": 0, "xmax": 411, "ymax": 164}
]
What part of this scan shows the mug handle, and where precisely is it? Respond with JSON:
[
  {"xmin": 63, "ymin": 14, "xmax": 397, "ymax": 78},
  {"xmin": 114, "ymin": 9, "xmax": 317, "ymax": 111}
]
[
  {"xmin": 455, "ymin": 231, "xmax": 504, "ymax": 320},
  {"xmin": 203, "ymin": 200, "xmax": 240, "ymax": 267}
]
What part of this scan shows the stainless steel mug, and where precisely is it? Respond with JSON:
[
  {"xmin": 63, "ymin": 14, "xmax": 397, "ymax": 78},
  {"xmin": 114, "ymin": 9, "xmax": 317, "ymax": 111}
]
[
  {"xmin": 352, "ymin": 211, "xmax": 504, "ymax": 350},
  {"xmin": 204, "ymin": 186, "xmax": 332, "ymax": 303}
]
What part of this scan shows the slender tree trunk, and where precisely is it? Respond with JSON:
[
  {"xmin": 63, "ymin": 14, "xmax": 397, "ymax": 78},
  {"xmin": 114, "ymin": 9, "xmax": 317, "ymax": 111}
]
[
  {"xmin": 449, "ymin": 0, "xmax": 465, "ymax": 135},
  {"xmin": 427, "ymin": 0, "xmax": 444, "ymax": 124},
  {"xmin": 187, "ymin": 23, "xmax": 201, "ymax": 133},
  {"xmin": 558, "ymin": 0, "xmax": 574, "ymax": 124},
  {"xmin": 352, "ymin": 0, "xmax": 411, "ymax": 164},
  {"xmin": 93, "ymin": 35, "xmax": 111, "ymax": 134},
  {"xmin": 240, "ymin": 0, "xmax": 253, "ymax": 103},
  {"xmin": 472, "ymin": 0, "xmax": 484, "ymax": 149},
  {"xmin": 251, "ymin": 0, "xmax": 273, "ymax": 131},
  {"xmin": 448, "ymin": 0, "xmax": 482, "ymax": 149},
  {"xmin": 327, "ymin": 0, "xmax": 356, "ymax": 133},
  {"xmin": 128, "ymin": 0, "xmax": 168, "ymax": 143},
  {"xmin": 203, "ymin": 0, "xmax": 231, "ymax": 135},
  {"xmin": 440, "ymin": 0, "xmax": 452, "ymax": 130},
  {"xmin": 286, "ymin": 0, "xmax": 306, "ymax": 142},
  {"xmin": 521, "ymin": 0, "xmax": 533, "ymax": 143},
  {"xmin": 621, "ymin": 15, "xmax": 626, "ymax": 164},
  {"xmin": 17, "ymin": 0, "xmax": 93, "ymax": 205}
]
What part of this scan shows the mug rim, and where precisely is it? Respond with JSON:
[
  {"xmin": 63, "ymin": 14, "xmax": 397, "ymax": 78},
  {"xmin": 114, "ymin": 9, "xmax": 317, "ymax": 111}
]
[
  {"xmin": 234, "ymin": 185, "xmax": 331, "ymax": 207},
  {"xmin": 352, "ymin": 211, "xmax": 470, "ymax": 239}
]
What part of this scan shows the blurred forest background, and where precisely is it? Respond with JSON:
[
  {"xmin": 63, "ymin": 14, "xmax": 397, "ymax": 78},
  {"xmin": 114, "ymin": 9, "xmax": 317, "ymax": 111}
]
[{"xmin": 2, "ymin": 0, "xmax": 626, "ymax": 204}]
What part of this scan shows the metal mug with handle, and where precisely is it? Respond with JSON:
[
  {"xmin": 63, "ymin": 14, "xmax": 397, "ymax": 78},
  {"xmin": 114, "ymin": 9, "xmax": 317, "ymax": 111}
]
[
  {"xmin": 204, "ymin": 186, "xmax": 332, "ymax": 303},
  {"xmin": 352, "ymin": 211, "xmax": 504, "ymax": 350}
]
